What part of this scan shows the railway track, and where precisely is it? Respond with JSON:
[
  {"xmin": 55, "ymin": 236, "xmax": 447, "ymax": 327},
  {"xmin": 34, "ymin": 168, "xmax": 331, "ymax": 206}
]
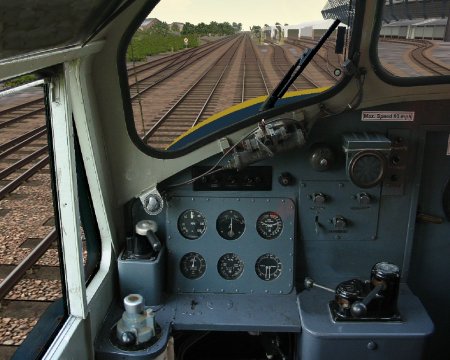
[
  {"xmin": 240, "ymin": 36, "xmax": 269, "ymax": 102},
  {"xmin": 380, "ymin": 38, "xmax": 450, "ymax": 76},
  {"xmin": 288, "ymin": 37, "xmax": 342, "ymax": 72},
  {"xmin": 129, "ymin": 36, "xmax": 238, "ymax": 97},
  {"xmin": 284, "ymin": 38, "xmax": 340, "ymax": 83},
  {"xmin": 144, "ymin": 35, "xmax": 245, "ymax": 147},
  {"xmin": 269, "ymin": 43, "xmax": 320, "ymax": 90}
]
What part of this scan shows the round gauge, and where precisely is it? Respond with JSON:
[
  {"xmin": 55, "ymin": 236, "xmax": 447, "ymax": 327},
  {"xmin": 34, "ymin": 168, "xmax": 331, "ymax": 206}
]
[
  {"xmin": 349, "ymin": 151, "xmax": 386, "ymax": 188},
  {"xmin": 178, "ymin": 209, "xmax": 206, "ymax": 239},
  {"xmin": 180, "ymin": 252, "xmax": 206, "ymax": 279},
  {"xmin": 256, "ymin": 212, "xmax": 283, "ymax": 239},
  {"xmin": 216, "ymin": 210, "xmax": 245, "ymax": 240},
  {"xmin": 217, "ymin": 253, "xmax": 244, "ymax": 280},
  {"xmin": 255, "ymin": 253, "xmax": 282, "ymax": 281}
]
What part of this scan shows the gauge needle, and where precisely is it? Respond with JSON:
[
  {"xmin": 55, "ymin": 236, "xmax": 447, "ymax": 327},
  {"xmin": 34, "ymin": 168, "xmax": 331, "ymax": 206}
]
[
  {"xmin": 191, "ymin": 258, "xmax": 196, "ymax": 268},
  {"xmin": 228, "ymin": 218, "xmax": 234, "ymax": 237},
  {"xmin": 265, "ymin": 265, "xmax": 276, "ymax": 279}
]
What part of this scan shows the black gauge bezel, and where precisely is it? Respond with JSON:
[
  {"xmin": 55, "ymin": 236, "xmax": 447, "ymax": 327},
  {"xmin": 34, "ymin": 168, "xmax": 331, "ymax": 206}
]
[
  {"xmin": 180, "ymin": 252, "xmax": 207, "ymax": 279},
  {"xmin": 177, "ymin": 209, "xmax": 207, "ymax": 240},
  {"xmin": 256, "ymin": 212, "xmax": 284, "ymax": 240},
  {"xmin": 255, "ymin": 253, "xmax": 282, "ymax": 281},
  {"xmin": 216, "ymin": 210, "xmax": 245, "ymax": 240},
  {"xmin": 217, "ymin": 253, "xmax": 244, "ymax": 280}
]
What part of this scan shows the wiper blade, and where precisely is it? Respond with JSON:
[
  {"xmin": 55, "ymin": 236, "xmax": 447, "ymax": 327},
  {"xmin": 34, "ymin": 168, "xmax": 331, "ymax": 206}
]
[{"xmin": 260, "ymin": 19, "xmax": 341, "ymax": 112}]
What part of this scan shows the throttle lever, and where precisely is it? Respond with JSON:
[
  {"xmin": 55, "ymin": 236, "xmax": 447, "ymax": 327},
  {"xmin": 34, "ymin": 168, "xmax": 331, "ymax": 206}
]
[
  {"xmin": 350, "ymin": 283, "xmax": 384, "ymax": 317},
  {"xmin": 304, "ymin": 277, "xmax": 335, "ymax": 293},
  {"xmin": 135, "ymin": 220, "xmax": 162, "ymax": 253}
]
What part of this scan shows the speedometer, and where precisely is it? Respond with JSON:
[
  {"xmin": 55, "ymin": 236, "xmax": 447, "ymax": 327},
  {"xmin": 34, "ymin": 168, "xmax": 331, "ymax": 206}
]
[
  {"xmin": 178, "ymin": 209, "xmax": 206, "ymax": 239},
  {"xmin": 256, "ymin": 212, "xmax": 283, "ymax": 239}
]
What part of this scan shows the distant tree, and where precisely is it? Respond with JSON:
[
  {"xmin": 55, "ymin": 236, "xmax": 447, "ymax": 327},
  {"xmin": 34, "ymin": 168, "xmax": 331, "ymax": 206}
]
[
  {"xmin": 171, "ymin": 23, "xmax": 180, "ymax": 32},
  {"xmin": 209, "ymin": 21, "xmax": 219, "ymax": 35},
  {"xmin": 275, "ymin": 22, "xmax": 281, "ymax": 25},
  {"xmin": 181, "ymin": 22, "xmax": 196, "ymax": 35},
  {"xmin": 284, "ymin": 23, "xmax": 289, "ymax": 26},
  {"xmin": 150, "ymin": 21, "xmax": 170, "ymax": 35},
  {"xmin": 197, "ymin": 22, "xmax": 208, "ymax": 35},
  {"xmin": 251, "ymin": 25, "xmax": 262, "ymax": 38}
]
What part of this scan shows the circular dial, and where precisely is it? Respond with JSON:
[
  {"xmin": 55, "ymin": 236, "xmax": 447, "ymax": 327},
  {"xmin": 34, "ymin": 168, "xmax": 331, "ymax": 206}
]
[
  {"xmin": 216, "ymin": 210, "xmax": 245, "ymax": 240},
  {"xmin": 178, "ymin": 209, "xmax": 206, "ymax": 239},
  {"xmin": 180, "ymin": 252, "xmax": 206, "ymax": 279},
  {"xmin": 256, "ymin": 212, "xmax": 283, "ymax": 239},
  {"xmin": 349, "ymin": 151, "xmax": 386, "ymax": 188},
  {"xmin": 255, "ymin": 253, "xmax": 282, "ymax": 281},
  {"xmin": 217, "ymin": 253, "xmax": 244, "ymax": 280}
]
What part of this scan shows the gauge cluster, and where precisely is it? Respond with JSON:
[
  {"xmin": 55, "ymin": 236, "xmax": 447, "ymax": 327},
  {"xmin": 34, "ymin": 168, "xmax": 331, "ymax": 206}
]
[{"xmin": 166, "ymin": 197, "xmax": 295, "ymax": 294}]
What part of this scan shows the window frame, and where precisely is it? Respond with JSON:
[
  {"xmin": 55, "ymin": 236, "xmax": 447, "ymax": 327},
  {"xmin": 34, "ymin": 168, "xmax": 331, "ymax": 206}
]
[{"xmin": 117, "ymin": 0, "xmax": 366, "ymax": 159}]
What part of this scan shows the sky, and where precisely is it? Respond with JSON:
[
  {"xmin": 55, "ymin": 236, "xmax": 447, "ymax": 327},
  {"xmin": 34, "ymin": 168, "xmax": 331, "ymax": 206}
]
[{"xmin": 149, "ymin": 0, "xmax": 328, "ymax": 30}]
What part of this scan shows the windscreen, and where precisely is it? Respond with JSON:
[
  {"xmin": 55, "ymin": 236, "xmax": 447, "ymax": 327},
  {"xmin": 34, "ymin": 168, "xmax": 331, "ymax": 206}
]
[{"xmin": 125, "ymin": 0, "xmax": 355, "ymax": 152}]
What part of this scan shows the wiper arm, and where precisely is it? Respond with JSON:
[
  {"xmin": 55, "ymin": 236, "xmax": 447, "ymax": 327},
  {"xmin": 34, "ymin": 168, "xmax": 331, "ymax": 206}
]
[{"xmin": 260, "ymin": 18, "xmax": 341, "ymax": 112}]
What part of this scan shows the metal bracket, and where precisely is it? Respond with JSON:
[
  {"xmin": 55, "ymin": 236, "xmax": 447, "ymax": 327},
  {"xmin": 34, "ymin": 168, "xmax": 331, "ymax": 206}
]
[{"xmin": 138, "ymin": 187, "xmax": 164, "ymax": 215}]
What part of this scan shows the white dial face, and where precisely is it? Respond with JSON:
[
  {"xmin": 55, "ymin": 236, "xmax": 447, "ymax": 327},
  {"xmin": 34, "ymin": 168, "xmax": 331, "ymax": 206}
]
[
  {"xmin": 256, "ymin": 212, "xmax": 283, "ymax": 239},
  {"xmin": 255, "ymin": 253, "xmax": 282, "ymax": 281}
]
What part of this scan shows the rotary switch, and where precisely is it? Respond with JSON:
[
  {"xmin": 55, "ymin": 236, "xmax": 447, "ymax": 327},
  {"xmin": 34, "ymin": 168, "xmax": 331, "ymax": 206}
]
[
  {"xmin": 332, "ymin": 216, "xmax": 347, "ymax": 229},
  {"xmin": 311, "ymin": 193, "xmax": 327, "ymax": 205},
  {"xmin": 357, "ymin": 192, "xmax": 371, "ymax": 205}
]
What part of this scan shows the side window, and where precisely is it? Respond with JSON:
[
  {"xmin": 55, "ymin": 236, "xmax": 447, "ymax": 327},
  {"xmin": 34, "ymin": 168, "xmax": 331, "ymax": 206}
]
[
  {"xmin": 377, "ymin": 0, "xmax": 450, "ymax": 77},
  {"xmin": 124, "ymin": 1, "xmax": 355, "ymax": 152},
  {"xmin": 0, "ymin": 77, "xmax": 64, "ymax": 358},
  {"xmin": 0, "ymin": 75, "xmax": 100, "ymax": 358}
]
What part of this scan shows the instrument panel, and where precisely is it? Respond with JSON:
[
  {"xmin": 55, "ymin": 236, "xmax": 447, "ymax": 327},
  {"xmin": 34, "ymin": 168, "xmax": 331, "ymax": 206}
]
[{"xmin": 166, "ymin": 196, "xmax": 295, "ymax": 294}]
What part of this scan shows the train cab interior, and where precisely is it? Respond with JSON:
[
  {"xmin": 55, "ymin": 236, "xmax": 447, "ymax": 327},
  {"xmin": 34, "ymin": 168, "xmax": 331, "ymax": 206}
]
[{"xmin": 0, "ymin": 0, "xmax": 450, "ymax": 359}]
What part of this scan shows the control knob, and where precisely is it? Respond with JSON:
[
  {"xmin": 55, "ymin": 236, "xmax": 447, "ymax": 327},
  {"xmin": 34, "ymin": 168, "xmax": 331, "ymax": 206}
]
[{"xmin": 332, "ymin": 216, "xmax": 347, "ymax": 229}]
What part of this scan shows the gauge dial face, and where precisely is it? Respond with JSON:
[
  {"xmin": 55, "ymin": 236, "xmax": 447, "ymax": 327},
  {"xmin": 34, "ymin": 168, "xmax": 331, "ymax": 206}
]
[
  {"xmin": 180, "ymin": 252, "xmax": 206, "ymax": 279},
  {"xmin": 178, "ymin": 209, "xmax": 206, "ymax": 239},
  {"xmin": 216, "ymin": 210, "xmax": 245, "ymax": 240},
  {"xmin": 256, "ymin": 212, "xmax": 283, "ymax": 239},
  {"xmin": 217, "ymin": 253, "xmax": 244, "ymax": 280},
  {"xmin": 349, "ymin": 151, "xmax": 386, "ymax": 188},
  {"xmin": 255, "ymin": 253, "xmax": 282, "ymax": 281}
]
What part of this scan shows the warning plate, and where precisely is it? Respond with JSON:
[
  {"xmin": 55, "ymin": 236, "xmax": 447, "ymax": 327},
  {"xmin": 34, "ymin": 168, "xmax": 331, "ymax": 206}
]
[{"xmin": 361, "ymin": 111, "xmax": 415, "ymax": 122}]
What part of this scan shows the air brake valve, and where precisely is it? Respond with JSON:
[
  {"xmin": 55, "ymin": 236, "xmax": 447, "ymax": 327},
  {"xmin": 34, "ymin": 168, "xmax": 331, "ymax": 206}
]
[{"xmin": 116, "ymin": 294, "xmax": 156, "ymax": 347}]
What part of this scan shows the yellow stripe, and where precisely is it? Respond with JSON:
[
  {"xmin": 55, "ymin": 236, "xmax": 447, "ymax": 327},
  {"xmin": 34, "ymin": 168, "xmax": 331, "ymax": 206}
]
[{"xmin": 167, "ymin": 87, "xmax": 329, "ymax": 149}]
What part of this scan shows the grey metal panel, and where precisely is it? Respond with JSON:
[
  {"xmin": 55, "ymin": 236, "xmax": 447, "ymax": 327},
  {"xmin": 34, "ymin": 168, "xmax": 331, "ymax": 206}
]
[
  {"xmin": 299, "ymin": 180, "xmax": 381, "ymax": 241},
  {"xmin": 298, "ymin": 284, "xmax": 433, "ymax": 360},
  {"xmin": 165, "ymin": 196, "xmax": 295, "ymax": 294},
  {"xmin": 166, "ymin": 293, "xmax": 301, "ymax": 332},
  {"xmin": 409, "ymin": 130, "xmax": 450, "ymax": 359},
  {"xmin": 117, "ymin": 247, "xmax": 166, "ymax": 306}
]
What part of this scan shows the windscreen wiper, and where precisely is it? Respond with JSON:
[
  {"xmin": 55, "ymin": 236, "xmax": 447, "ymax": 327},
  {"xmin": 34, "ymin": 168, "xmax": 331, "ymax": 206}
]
[{"xmin": 259, "ymin": 18, "xmax": 341, "ymax": 111}]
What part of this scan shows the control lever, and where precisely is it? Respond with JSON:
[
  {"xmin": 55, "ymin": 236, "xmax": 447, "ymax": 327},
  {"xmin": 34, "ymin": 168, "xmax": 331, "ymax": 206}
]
[
  {"xmin": 350, "ymin": 283, "xmax": 384, "ymax": 317},
  {"xmin": 304, "ymin": 277, "xmax": 335, "ymax": 294},
  {"xmin": 135, "ymin": 220, "xmax": 162, "ymax": 253}
]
